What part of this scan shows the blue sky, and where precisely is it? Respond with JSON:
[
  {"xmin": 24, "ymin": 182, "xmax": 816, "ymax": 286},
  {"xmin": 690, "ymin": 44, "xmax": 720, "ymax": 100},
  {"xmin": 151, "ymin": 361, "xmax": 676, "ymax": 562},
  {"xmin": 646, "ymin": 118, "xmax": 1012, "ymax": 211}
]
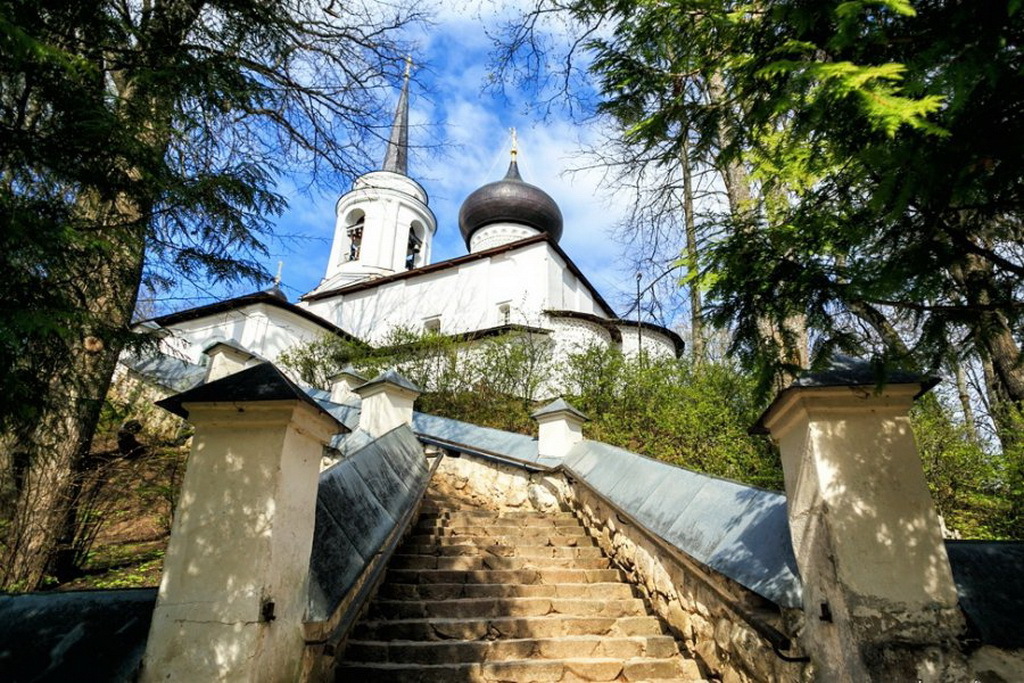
[{"xmin": 159, "ymin": 2, "xmax": 673, "ymax": 323}]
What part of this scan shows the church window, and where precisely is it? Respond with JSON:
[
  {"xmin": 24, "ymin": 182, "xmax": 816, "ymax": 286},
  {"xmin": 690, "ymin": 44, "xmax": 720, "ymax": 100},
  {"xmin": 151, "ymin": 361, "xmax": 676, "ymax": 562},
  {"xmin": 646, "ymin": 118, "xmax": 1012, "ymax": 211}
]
[
  {"xmin": 406, "ymin": 222, "xmax": 424, "ymax": 270},
  {"xmin": 346, "ymin": 211, "xmax": 365, "ymax": 261},
  {"xmin": 423, "ymin": 317, "xmax": 440, "ymax": 333}
]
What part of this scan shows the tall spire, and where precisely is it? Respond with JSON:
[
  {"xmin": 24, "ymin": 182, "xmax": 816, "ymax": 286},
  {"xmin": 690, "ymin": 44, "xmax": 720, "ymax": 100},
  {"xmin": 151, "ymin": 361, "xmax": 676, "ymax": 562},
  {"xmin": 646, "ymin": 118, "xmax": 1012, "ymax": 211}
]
[{"xmin": 381, "ymin": 56, "xmax": 412, "ymax": 175}]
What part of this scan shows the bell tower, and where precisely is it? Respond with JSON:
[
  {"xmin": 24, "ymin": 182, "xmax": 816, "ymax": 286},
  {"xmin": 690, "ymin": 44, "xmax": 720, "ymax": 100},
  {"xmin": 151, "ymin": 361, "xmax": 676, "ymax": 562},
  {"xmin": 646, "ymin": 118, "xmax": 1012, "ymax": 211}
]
[{"xmin": 315, "ymin": 60, "xmax": 436, "ymax": 291}]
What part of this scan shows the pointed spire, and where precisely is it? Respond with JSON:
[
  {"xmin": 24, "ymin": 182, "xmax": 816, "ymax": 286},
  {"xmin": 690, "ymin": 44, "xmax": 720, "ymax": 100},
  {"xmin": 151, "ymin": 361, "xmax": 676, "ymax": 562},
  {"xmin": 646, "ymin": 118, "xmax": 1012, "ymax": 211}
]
[{"xmin": 382, "ymin": 56, "xmax": 412, "ymax": 175}]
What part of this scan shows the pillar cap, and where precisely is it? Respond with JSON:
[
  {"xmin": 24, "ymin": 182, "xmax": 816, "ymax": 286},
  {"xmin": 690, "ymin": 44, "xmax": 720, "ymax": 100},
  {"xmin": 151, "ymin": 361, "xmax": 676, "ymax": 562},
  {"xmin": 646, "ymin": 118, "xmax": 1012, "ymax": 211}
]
[
  {"xmin": 157, "ymin": 361, "xmax": 345, "ymax": 433},
  {"xmin": 750, "ymin": 355, "xmax": 938, "ymax": 435},
  {"xmin": 201, "ymin": 338, "xmax": 263, "ymax": 362},
  {"xmin": 327, "ymin": 364, "xmax": 368, "ymax": 384},
  {"xmin": 531, "ymin": 397, "xmax": 588, "ymax": 423},
  {"xmin": 353, "ymin": 369, "xmax": 422, "ymax": 397}
]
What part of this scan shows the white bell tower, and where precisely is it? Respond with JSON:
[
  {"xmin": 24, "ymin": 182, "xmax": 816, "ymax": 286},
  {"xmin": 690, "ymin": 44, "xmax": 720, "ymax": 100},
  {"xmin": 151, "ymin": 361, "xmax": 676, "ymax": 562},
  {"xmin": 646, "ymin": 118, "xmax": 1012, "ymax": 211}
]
[{"xmin": 314, "ymin": 60, "xmax": 436, "ymax": 291}]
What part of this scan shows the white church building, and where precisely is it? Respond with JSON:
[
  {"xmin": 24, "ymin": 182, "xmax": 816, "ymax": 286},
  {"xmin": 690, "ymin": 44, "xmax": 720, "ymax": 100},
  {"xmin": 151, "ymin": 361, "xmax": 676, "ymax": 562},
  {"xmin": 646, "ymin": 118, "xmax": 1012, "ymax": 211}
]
[{"xmin": 136, "ymin": 73, "xmax": 682, "ymax": 388}]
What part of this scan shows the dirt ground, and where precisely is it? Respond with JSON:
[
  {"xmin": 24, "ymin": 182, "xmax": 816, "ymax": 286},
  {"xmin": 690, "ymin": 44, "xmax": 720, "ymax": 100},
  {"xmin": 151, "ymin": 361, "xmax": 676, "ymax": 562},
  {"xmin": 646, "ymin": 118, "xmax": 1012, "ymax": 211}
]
[{"xmin": 54, "ymin": 444, "xmax": 187, "ymax": 591}]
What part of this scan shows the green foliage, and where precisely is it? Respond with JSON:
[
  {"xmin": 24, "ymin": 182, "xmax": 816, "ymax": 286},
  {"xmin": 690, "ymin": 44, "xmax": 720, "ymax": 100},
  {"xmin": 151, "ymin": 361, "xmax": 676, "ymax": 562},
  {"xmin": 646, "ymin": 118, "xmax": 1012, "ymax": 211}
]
[
  {"xmin": 911, "ymin": 396, "xmax": 1009, "ymax": 539},
  {"xmin": 560, "ymin": 346, "xmax": 784, "ymax": 490},
  {"xmin": 279, "ymin": 328, "xmax": 553, "ymax": 434},
  {"xmin": 995, "ymin": 405, "xmax": 1024, "ymax": 537},
  {"xmin": 276, "ymin": 335, "xmax": 366, "ymax": 390},
  {"xmin": 515, "ymin": 0, "xmax": 1024, "ymax": 401}
]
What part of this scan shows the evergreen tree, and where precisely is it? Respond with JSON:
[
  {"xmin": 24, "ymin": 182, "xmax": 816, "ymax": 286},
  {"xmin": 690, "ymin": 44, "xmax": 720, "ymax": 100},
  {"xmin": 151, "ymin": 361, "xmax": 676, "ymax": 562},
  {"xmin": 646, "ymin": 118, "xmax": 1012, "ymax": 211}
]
[{"xmin": 0, "ymin": 0, "xmax": 423, "ymax": 589}]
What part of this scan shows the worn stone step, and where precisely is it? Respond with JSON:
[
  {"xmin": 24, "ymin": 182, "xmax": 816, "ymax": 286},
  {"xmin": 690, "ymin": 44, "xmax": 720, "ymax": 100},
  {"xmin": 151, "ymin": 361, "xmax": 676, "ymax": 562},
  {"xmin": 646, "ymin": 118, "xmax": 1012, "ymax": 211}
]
[
  {"xmin": 336, "ymin": 656, "xmax": 702, "ymax": 682},
  {"xmin": 368, "ymin": 597, "xmax": 648, "ymax": 620},
  {"xmin": 388, "ymin": 554, "xmax": 610, "ymax": 571},
  {"xmin": 345, "ymin": 634, "xmax": 681, "ymax": 664},
  {"xmin": 405, "ymin": 530, "xmax": 594, "ymax": 547},
  {"xmin": 416, "ymin": 517, "xmax": 583, "ymax": 531},
  {"xmin": 350, "ymin": 614, "xmax": 668, "ymax": 641},
  {"xmin": 378, "ymin": 581, "xmax": 636, "ymax": 601},
  {"xmin": 400, "ymin": 543, "xmax": 606, "ymax": 559},
  {"xmin": 385, "ymin": 567, "xmax": 625, "ymax": 586},
  {"xmin": 423, "ymin": 509, "xmax": 576, "ymax": 520}
]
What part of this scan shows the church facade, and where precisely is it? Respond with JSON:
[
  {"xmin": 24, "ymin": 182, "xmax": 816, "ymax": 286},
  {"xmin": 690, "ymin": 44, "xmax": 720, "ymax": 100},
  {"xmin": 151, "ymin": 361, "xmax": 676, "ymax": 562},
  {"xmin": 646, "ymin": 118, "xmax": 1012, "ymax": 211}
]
[{"xmin": 137, "ymin": 73, "xmax": 681, "ymax": 387}]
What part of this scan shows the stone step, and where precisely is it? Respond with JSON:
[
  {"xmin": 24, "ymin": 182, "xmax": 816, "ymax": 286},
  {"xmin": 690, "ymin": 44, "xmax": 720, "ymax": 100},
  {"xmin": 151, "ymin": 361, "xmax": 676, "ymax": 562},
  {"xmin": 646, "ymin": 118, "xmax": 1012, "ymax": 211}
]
[
  {"xmin": 385, "ymin": 567, "xmax": 626, "ymax": 586},
  {"xmin": 345, "ymin": 634, "xmax": 681, "ymax": 664},
  {"xmin": 416, "ymin": 517, "xmax": 583, "ymax": 531},
  {"xmin": 378, "ymin": 581, "xmax": 637, "ymax": 601},
  {"xmin": 350, "ymin": 614, "xmax": 668, "ymax": 641},
  {"xmin": 336, "ymin": 657, "xmax": 703, "ymax": 682},
  {"xmin": 400, "ymin": 543, "xmax": 606, "ymax": 559},
  {"xmin": 422, "ymin": 509, "xmax": 576, "ymax": 521},
  {"xmin": 405, "ymin": 530, "xmax": 594, "ymax": 546},
  {"xmin": 388, "ymin": 554, "xmax": 610, "ymax": 571},
  {"xmin": 368, "ymin": 597, "xmax": 648, "ymax": 620}
]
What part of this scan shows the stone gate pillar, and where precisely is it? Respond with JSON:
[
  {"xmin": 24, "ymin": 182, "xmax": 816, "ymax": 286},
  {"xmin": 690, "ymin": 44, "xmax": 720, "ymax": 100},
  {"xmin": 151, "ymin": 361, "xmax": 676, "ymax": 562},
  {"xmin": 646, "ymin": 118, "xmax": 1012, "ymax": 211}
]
[
  {"xmin": 754, "ymin": 359, "xmax": 966, "ymax": 682},
  {"xmin": 141, "ymin": 363, "xmax": 344, "ymax": 682}
]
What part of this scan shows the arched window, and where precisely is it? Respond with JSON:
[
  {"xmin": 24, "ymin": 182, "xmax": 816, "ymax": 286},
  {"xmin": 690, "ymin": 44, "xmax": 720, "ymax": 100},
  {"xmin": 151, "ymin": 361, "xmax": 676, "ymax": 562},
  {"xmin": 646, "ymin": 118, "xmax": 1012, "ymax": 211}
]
[
  {"xmin": 346, "ymin": 210, "xmax": 365, "ymax": 261},
  {"xmin": 406, "ymin": 221, "xmax": 424, "ymax": 270}
]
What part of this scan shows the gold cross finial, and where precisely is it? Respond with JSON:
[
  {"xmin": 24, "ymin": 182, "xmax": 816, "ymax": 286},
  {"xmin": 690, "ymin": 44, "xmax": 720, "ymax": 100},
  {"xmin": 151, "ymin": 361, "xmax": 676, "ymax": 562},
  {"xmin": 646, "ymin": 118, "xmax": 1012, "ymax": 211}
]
[
  {"xmin": 404, "ymin": 55, "xmax": 413, "ymax": 79},
  {"xmin": 274, "ymin": 261, "xmax": 283, "ymax": 286},
  {"xmin": 510, "ymin": 127, "xmax": 518, "ymax": 160}
]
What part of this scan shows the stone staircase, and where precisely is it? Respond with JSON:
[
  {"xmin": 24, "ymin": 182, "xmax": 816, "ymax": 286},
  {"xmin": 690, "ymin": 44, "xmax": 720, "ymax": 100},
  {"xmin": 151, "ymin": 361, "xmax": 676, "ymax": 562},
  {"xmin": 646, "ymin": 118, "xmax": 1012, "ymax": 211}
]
[{"xmin": 336, "ymin": 495, "xmax": 706, "ymax": 682}]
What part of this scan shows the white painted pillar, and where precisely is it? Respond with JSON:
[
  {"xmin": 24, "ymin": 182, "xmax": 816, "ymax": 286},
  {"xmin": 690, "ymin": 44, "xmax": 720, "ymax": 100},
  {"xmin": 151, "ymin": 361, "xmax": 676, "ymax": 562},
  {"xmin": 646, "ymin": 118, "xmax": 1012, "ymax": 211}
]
[
  {"xmin": 353, "ymin": 370, "xmax": 421, "ymax": 437},
  {"xmin": 532, "ymin": 398, "xmax": 588, "ymax": 459},
  {"xmin": 758, "ymin": 374, "xmax": 966, "ymax": 682},
  {"xmin": 203, "ymin": 341, "xmax": 258, "ymax": 383},
  {"xmin": 142, "ymin": 364, "xmax": 343, "ymax": 683},
  {"xmin": 328, "ymin": 365, "xmax": 368, "ymax": 404}
]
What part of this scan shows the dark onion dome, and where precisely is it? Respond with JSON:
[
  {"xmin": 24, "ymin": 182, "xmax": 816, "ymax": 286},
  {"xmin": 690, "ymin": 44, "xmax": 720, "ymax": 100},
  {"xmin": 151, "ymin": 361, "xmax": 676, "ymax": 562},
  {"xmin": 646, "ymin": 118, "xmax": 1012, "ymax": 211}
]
[{"xmin": 458, "ymin": 159, "xmax": 563, "ymax": 247}]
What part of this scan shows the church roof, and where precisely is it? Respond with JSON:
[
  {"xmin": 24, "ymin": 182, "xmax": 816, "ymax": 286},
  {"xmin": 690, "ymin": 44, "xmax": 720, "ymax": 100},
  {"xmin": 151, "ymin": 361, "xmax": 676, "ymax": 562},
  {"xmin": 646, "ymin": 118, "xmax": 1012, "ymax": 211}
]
[
  {"xmin": 301, "ymin": 233, "xmax": 617, "ymax": 319},
  {"xmin": 142, "ymin": 290, "xmax": 364, "ymax": 345}
]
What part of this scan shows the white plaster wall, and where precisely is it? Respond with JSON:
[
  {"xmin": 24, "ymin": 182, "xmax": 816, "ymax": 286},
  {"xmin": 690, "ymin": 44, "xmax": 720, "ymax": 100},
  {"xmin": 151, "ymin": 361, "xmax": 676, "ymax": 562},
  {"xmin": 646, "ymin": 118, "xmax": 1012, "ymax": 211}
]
[
  {"xmin": 545, "ymin": 316, "xmax": 614, "ymax": 360},
  {"xmin": 305, "ymin": 242, "xmax": 563, "ymax": 344},
  {"xmin": 545, "ymin": 249, "xmax": 607, "ymax": 316},
  {"xmin": 156, "ymin": 304, "xmax": 331, "ymax": 366},
  {"xmin": 470, "ymin": 223, "xmax": 540, "ymax": 252},
  {"xmin": 618, "ymin": 325, "xmax": 678, "ymax": 359},
  {"xmin": 142, "ymin": 402, "xmax": 332, "ymax": 682}
]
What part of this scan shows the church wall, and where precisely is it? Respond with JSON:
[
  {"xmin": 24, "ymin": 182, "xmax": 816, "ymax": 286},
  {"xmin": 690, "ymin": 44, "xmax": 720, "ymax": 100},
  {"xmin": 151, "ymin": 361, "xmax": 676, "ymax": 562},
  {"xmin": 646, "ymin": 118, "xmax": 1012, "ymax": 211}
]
[
  {"xmin": 156, "ymin": 305, "xmax": 331, "ymax": 366},
  {"xmin": 322, "ymin": 171, "xmax": 435, "ymax": 286},
  {"xmin": 309, "ymin": 243, "xmax": 555, "ymax": 344},
  {"xmin": 619, "ymin": 325, "xmax": 678, "ymax": 359},
  {"xmin": 544, "ymin": 249, "xmax": 607, "ymax": 317}
]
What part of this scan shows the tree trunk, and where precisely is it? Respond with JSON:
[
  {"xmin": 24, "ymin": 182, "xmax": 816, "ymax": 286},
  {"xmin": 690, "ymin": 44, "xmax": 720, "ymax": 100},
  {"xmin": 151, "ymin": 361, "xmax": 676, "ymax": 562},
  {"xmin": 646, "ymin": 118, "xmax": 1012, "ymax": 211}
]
[
  {"xmin": 1, "ymin": 192, "xmax": 147, "ymax": 590},
  {"xmin": 679, "ymin": 133, "xmax": 704, "ymax": 364},
  {"xmin": 953, "ymin": 359, "xmax": 980, "ymax": 444},
  {"xmin": 708, "ymin": 71, "xmax": 807, "ymax": 388}
]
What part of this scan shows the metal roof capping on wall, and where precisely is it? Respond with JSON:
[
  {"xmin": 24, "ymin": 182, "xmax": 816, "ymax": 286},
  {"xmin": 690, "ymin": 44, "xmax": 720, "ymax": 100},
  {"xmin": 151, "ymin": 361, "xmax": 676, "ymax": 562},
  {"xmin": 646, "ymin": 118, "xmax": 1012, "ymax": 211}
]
[
  {"xmin": 561, "ymin": 441, "xmax": 803, "ymax": 608},
  {"xmin": 406, "ymin": 409, "xmax": 803, "ymax": 608}
]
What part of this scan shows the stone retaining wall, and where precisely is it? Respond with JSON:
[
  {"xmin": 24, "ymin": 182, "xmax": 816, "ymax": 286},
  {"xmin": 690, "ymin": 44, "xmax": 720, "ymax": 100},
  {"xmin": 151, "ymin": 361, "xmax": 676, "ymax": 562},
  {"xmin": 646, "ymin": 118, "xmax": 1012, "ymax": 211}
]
[
  {"xmin": 566, "ymin": 483, "xmax": 811, "ymax": 683},
  {"xmin": 430, "ymin": 451, "xmax": 565, "ymax": 513}
]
